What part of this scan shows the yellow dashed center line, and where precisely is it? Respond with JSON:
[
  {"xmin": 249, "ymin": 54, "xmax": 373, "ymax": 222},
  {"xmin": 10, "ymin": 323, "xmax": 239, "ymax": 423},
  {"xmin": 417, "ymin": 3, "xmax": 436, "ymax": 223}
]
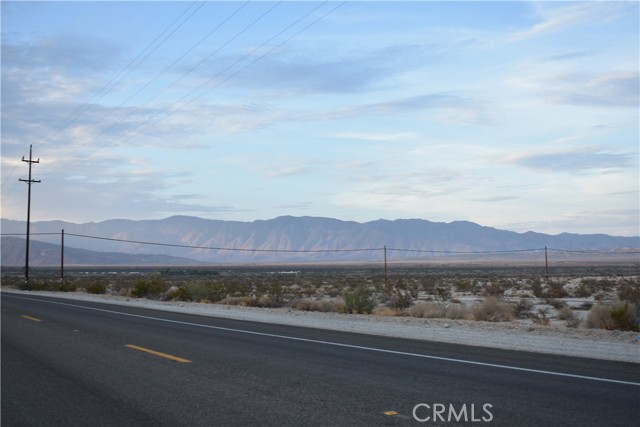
[
  {"xmin": 21, "ymin": 315, "xmax": 42, "ymax": 322},
  {"xmin": 125, "ymin": 344, "xmax": 191, "ymax": 363}
]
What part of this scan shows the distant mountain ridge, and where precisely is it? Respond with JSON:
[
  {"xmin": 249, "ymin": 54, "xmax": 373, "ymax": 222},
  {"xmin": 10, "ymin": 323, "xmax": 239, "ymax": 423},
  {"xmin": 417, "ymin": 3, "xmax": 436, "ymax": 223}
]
[{"xmin": 1, "ymin": 215, "xmax": 638, "ymax": 265}]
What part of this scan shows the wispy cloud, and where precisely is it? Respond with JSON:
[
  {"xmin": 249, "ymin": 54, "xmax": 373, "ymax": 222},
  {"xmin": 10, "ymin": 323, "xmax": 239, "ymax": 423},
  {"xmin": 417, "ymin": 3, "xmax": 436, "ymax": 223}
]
[
  {"xmin": 554, "ymin": 72, "xmax": 639, "ymax": 108},
  {"xmin": 511, "ymin": 2, "xmax": 629, "ymax": 40},
  {"xmin": 333, "ymin": 131, "xmax": 419, "ymax": 142},
  {"xmin": 504, "ymin": 146, "xmax": 636, "ymax": 172},
  {"xmin": 545, "ymin": 50, "xmax": 595, "ymax": 62},
  {"xmin": 512, "ymin": 71, "xmax": 639, "ymax": 109}
]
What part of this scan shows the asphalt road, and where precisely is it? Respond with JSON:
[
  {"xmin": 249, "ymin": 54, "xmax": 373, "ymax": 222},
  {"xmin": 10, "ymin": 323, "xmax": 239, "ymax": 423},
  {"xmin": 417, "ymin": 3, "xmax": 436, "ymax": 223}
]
[{"xmin": 2, "ymin": 292, "xmax": 639, "ymax": 427}]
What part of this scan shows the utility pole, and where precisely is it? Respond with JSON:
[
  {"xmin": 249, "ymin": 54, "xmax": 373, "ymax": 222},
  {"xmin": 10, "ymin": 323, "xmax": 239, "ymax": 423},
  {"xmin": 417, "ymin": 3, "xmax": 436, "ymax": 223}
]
[
  {"xmin": 544, "ymin": 245, "xmax": 549, "ymax": 283},
  {"xmin": 19, "ymin": 145, "xmax": 40, "ymax": 289},
  {"xmin": 384, "ymin": 245, "xmax": 388, "ymax": 286},
  {"xmin": 60, "ymin": 229, "xmax": 65, "ymax": 283}
]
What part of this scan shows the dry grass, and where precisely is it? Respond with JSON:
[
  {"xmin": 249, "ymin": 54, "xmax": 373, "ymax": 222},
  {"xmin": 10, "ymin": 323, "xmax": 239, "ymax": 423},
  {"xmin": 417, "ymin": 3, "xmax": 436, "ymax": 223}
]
[
  {"xmin": 293, "ymin": 298, "xmax": 343, "ymax": 313},
  {"xmin": 445, "ymin": 303, "xmax": 469, "ymax": 320},
  {"xmin": 586, "ymin": 303, "xmax": 614, "ymax": 329},
  {"xmin": 472, "ymin": 297, "xmax": 515, "ymax": 322},
  {"xmin": 409, "ymin": 302, "xmax": 446, "ymax": 318}
]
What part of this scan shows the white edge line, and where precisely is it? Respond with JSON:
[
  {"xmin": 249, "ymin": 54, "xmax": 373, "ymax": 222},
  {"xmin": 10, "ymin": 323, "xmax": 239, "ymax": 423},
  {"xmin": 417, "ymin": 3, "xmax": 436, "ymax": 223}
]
[{"xmin": 7, "ymin": 294, "xmax": 640, "ymax": 387}]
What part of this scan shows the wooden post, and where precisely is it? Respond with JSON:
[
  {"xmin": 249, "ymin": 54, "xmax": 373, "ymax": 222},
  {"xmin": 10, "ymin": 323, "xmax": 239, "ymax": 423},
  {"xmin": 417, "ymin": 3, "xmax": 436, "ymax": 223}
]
[
  {"xmin": 544, "ymin": 246, "xmax": 549, "ymax": 282},
  {"xmin": 60, "ymin": 229, "xmax": 65, "ymax": 282}
]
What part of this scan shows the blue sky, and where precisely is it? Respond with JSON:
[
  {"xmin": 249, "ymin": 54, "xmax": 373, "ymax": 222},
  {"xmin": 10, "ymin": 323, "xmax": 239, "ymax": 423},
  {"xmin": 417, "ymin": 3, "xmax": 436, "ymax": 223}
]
[{"xmin": 1, "ymin": 1, "xmax": 638, "ymax": 236}]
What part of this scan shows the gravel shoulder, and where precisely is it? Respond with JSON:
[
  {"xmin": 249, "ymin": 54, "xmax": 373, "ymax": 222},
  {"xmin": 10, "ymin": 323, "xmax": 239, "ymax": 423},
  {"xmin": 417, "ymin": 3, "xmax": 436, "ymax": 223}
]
[{"xmin": 3, "ymin": 289, "xmax": 639, "ymax": 363}]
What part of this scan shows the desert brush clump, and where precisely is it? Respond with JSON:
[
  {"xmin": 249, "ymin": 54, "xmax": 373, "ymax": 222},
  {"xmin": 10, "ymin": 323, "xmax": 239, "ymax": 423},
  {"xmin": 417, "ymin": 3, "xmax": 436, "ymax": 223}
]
[
  {"xmin": 342, "ymin": 284, "xmax": 376, "ymax": 314},
  {"xmin": 472, "ymin": 297, "xmax": 515, "ymax": 322},
  {"xmin": 293, "ymin": 298, "xmax": 343, "ymax": 313},
  {"xmin": 131, "ymin": 276, "xmax": 166, "ymax": 299},
  {"xmin": 557, "ymin": 305, "xmax": 580, "ymax": 328},
  {"xmin": 85, "ymin": 279, "xmax": 107, "ymax": 294},
  {"xmin": 409, "ymin": 302, "xmax": 446, "ymax": 318},
  {"xmin": 587, "ymin": 301, "xmax": 639, "ymax": 331}
]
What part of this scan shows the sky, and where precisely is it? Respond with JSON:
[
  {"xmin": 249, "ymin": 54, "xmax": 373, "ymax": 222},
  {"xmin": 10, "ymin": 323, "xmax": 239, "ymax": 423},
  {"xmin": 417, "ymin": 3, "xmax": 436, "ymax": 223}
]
[{"xmin": 1, "ymin": 1, "xmax": 638, "ymax": 237}]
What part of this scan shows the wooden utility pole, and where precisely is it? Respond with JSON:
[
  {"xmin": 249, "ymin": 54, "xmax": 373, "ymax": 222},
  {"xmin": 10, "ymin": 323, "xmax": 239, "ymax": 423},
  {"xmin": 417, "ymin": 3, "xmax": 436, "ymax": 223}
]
[
  {"xmin": 61, "ymin": 229, "xmax": 65, "ymax": 282},
  {"xmin": 19, "ymin": 145, "xmax": 40, "ymax": 289},
  {"xmin": 544, "ymin": 245, "xmax": 549, "ymax": 282},
  {"xmin": 384, "ymin": 245, "xmax": 388, "ymax": 286}
]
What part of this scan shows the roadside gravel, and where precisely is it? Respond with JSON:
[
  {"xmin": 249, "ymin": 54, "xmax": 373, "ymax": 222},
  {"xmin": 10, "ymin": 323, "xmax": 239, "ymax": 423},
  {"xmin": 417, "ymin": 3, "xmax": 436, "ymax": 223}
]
[{"xmin": 3, "ymin": 289, "xmax": 639, "ymax": 363}]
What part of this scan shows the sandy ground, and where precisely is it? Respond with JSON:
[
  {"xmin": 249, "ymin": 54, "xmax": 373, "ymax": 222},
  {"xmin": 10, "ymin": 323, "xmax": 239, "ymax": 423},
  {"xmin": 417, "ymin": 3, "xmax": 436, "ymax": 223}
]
[{"xmin": 2, "ymin": 289, "xmax": 639, "ymax": 363}]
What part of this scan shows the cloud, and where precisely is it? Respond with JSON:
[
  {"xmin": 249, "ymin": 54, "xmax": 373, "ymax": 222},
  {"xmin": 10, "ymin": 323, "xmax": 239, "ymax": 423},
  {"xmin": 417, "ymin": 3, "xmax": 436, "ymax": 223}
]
[
  {"xmin": 1, "ymin": 32, "xmax": 121, "ymax": 74},
  {"xmin": 511, "ymin": 2, "xmax": 629, "ymax": 40},
  {"xmin": 207, "ymin": 42, "xmax": 442, "ymax": 95},
  {"xmin": 333, "ymin": 131, "xmax": 419, "ymax": 142},
  {"xmin": 305, "ymin": 92, "xmax": 489, "ymax": 125},
  {"xmin": 513, "ymin": 71, "xmax": 639, "ymax": 109},
  {"xmin": 545, "ymin": 50, "xmax": 595, "ymax": 62},
  {"xmin": 1, "ymin": 157, "xmax": 236, "ymax": 222},
  {"xmin": 555, "ymin": 72, "xmax": 639, "ymax": 108},
  {"xmin": 504, "ymin": 147, "xmax": 636, "ymax": 172}
]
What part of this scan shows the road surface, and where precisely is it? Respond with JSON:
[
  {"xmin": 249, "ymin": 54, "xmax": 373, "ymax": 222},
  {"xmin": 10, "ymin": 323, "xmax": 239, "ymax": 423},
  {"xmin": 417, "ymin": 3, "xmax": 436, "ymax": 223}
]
[{"xmin": 2, "ymin": 293, "xmax": 639, "ymax": 426}]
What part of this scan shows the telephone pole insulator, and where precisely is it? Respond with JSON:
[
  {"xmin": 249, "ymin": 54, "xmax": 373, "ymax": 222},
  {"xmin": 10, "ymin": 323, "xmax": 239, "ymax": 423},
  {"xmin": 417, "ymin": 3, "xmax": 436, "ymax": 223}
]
[{"xmin": 19, "ymin": 144, "xmax": 41, "ymax": 289}]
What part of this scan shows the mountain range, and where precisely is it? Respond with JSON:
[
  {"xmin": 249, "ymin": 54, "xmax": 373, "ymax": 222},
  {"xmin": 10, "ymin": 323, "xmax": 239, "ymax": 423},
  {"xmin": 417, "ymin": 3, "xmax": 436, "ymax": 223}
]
[{"xmin": 1, "ymin": 216, "xmax": 638, "ymax": 266}]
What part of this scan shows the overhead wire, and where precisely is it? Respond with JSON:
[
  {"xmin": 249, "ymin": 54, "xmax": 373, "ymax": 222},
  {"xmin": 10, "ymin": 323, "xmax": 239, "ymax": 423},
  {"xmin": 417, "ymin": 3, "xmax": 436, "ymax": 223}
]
[
  {"xmin": 37, "ymin": 1, "xmax": 209, "ymax": 160},
  {"xmin": 4, "ymin": 231, "xmax": 637, "ymax": 256},
  {"xmin": 45, "ymin": 1, "xmax": 343, "ymax": 173},
  {"xmin": 1, "ymin": 1, "xmax": 207, "ymax": 214},
  {"xmin": 38, "ymin": 0, "xmax": 285, "ymax": 180}
]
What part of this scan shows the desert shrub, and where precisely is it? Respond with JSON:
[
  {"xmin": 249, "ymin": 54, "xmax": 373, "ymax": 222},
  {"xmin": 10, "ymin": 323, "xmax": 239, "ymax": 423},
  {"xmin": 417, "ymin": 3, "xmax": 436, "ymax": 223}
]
[
  {"xmin": 609, "ymin": 301, "xmax": 639, "ymax": 331},
  {"xmin": 573, "ymin": 283, "xmax": 593, "ymax": 298},
  {"xmin": 453, "ymin": 279, "xmax": 474, "ymax": 293},
  {"xmin": 445, "ymin": 303, "xmax": 469, "ymax": 320},
  {"xmin": 472, "ymin": 297, "xmax": 515, "ymax": 322},
  {"xmin": 529, "ymin": 278, "xmax": 544, "ymax": 298},
  {"xmin": 546, "ymin": 299, "xmax": 566, "ymax": 309},
  {"xmin": 484, "ymin": 282, "xmax": 504, "ymax": 297},
  {"xmin": 582, "ymin": 278, "xmax": 616, "ymax": 292},
  {"xmin": 532, "ymin": 308, "xmax": 550, "ymax": 326},
  {"xmin": 131, "ymin": 276, "xmax": 166, "ymax": 299},
  {"xmin": 290, "ymin": 298, "xmax": 336, "ymax": 312},
  {"xmin": 586, "ymin": 303, "xmax": 615, "ymax": 330},
  {"xmin": 187, "ymin": 281, "xmax": 228, "ymax": 303},
  {"xmin": 556, "ymin": 305, "xmax": 574, "ymax": 320},
  {"xmin": 618, "ymin": 281, "xmax": 640, "ymax": 306},
  {"xmin": 165, "ymin": 286, "xmax": 192, "ymax": 301},
  {"xmin": 409, "ymin": 302, "xmax": 446, "ymax": 318},
  {"xmin": 53, "ymin": 279, "xmax": 78, "ymax": 292},
  {"xmin": 557, "ymin": 305, "xmax": 580, "ymax": 328},
  {"xmin": 387, "ymin": 292, "xmax": 413, "ymax": 310},
  {"xmin": 342, "ymin": 285, "xmax": 376, "ymax": 314},
  {"xmin": 435, "ymin": 286, "xmax": 451, "ymax": 301},
  {"xmin": 544, "ymin": 280, "xmax": 568, "ymax": 298},
  {"xmin": 86, "ymin": 280, "xmax": 107, "ymax": 294},
  {"xmin": 513, "ymin": 298, "xmax": 533, "ymax": 319}
]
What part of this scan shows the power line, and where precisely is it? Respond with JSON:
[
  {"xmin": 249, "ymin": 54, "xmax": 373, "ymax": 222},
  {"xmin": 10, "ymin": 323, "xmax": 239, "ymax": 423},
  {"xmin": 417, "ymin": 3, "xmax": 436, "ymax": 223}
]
[
  {"xmin": 6, "ymin": 231, "xmax": 635, "ymax": 256},
  {"xmin": 386, "ymin": 247, "xmax": 546, "ymax": 255},
  {"xmin": 38, "ymin": 1, "xmax": 337, "ymax": 180},
  {"xmin": 1, "ymin": 1, "xmax": 207, "ymax": 210},
  {"xmin": 63, "ymin": 232, "xmax": 382, "ymax": 253},
  {"xmin": 38, "ymin": 1, "xmax": 208, "ymax": 158}
]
